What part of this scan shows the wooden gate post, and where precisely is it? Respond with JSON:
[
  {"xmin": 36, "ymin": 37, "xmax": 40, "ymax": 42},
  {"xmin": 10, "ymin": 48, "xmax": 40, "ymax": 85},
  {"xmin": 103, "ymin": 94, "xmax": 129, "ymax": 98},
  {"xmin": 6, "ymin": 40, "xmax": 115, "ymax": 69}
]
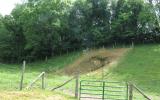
[
  {"xmin": 75, "ymin": 73, "xmax": 79, "ymax": 98},
  {"xmin": 19, "ymin": 60, "xmax": 26, "ymax": 90},
  {"xmin": 79, "ymin": 81, "xmax": 82, "ymax": 100},
  {"xmin": 129, "ymin": 83, "xmax": 133, "ymax": 100}
]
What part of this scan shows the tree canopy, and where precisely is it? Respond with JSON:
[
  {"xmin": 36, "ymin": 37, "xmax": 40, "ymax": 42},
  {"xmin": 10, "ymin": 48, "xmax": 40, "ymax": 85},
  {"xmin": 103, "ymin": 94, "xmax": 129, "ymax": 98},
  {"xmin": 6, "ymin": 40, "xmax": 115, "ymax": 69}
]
[{"xmin": 0, "ymin": 0, "xmax": 159, "ymax": 63}]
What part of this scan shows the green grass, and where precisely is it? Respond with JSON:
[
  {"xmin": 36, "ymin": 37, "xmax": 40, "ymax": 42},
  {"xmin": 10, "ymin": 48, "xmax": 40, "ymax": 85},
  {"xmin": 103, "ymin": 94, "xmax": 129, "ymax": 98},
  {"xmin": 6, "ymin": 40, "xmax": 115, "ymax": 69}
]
[
  {"xmin": 27, "ymin": 51, "xmax": 82, "ymax": 71},
  {"xmin": 108, "ymin": 44, "xmax": 160, "ymax": 98},
  {"xmin": 0, "ymin": 51, "xmax": 81, "ymax": 99},
  {"xmin": 76, "ymin": 45, "xmax": 160, "ymax": 99},
  {"xmin": 1, "ymin": 45, "xmax": 160, "ymax": 99},
  {"xmin": 0, "ymin": 90, "xmax": 76, "ymax": 100}
]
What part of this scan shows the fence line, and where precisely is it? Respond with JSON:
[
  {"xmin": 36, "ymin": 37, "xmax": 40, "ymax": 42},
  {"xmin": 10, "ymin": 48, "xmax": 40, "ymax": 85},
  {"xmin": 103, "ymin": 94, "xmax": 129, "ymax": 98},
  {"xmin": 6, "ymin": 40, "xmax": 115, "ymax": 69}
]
[
  {"xmin": 26, "ymin": 72, "xmax": 45, "ymax": 89},
  {"xmin": 51, "ymin": 76, "xmax": 76, "ymax": 91},
  {"xmin": 128, "ymin": 83, "xmax": 152, "ymax": 100},
  {"xmin": 132, "ymin": 84, "xmax": 151, "ymax": 100}
]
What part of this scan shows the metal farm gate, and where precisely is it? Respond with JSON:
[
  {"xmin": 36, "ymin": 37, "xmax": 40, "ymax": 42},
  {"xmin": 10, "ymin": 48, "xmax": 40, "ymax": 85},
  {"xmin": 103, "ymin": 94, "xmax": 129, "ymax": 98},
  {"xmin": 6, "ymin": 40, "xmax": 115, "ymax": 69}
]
[{"xmin": 79, "ymin": 80, "xmax": 128, "ymax": 100}]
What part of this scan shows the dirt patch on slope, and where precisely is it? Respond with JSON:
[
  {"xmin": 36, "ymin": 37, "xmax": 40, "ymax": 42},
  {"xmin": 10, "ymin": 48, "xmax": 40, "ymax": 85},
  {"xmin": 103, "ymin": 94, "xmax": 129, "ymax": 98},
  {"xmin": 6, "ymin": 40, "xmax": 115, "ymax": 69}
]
[{"xmin": 61, "ymin": 48, "xmax": 129, "ymax": 75}]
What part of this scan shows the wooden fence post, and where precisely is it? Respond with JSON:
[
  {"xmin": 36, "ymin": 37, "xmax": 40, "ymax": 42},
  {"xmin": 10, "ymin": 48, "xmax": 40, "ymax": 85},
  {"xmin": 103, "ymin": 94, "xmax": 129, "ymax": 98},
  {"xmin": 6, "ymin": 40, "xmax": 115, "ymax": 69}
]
[
  {"xmin": 75, "ymin": 73, "xmax": 79, "ymax": 98},
  {"xmin": 131, "ymin": 41, "xmax": 134, "ymax": 48},
  {"xmin": 112, "ymin": 44, "xmax": 115, "ymax": 48},
  {"xmin": 20, "ymin": 60, "xmax": 26, "ymax": 90},
  {"xmin": 42, "ymin": 72, "xmax": 45, "ymax": 89},
  {"xmin": 102, "ymin": 66, "xmax": 104, "ymax": 80},
  {"xmin": 129, "ymin": 83, "xmax": 133, "ymax": 100},
  {"xmin": 115, "ymin": 41, "xmax": 117, "ymax": 47}
]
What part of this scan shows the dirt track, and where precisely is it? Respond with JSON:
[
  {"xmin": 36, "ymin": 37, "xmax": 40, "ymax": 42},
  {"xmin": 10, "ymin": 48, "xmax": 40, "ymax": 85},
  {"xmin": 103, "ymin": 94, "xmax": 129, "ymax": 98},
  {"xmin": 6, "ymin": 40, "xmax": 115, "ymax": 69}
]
[{"xmin": 61, "ymin": 48, "xmax": 129, "ymax": 75}]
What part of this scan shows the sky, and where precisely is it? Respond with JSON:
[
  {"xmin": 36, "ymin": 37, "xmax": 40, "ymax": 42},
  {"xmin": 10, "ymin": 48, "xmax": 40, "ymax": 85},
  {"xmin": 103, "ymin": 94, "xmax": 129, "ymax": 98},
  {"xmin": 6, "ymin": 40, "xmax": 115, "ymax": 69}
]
[{"xmin": 0, "ymin": 0, "xmax": 22, "ymax": 16}]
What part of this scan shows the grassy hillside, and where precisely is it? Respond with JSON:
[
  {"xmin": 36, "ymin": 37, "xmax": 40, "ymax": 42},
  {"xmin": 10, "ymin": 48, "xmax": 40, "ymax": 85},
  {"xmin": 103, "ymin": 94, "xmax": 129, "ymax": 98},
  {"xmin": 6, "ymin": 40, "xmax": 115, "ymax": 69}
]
[
  {"xmin": 0, "ymin": 51, "xmax": 81, "ymax": 99},
  {"xmin": 1, "ymin": 45, "xmax": 160, "ymax": 99},
  {"xmin": 75, "ymin": 45, "xmax": 160, "ymax": 99},
  {"xmin": 107, "ymin": 44, "xmax": 160, "ymax": 98}
]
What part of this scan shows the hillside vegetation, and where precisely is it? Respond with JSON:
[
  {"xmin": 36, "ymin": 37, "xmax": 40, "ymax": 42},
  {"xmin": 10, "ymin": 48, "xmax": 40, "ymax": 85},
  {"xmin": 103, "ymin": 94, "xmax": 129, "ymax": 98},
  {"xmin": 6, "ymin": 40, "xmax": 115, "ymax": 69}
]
[
  {"xmin": 0, "ymin": 0, "xmax": 159, "ymax": 63},
  {"xmin": 0, "ymin": 44, "xmax": 160, "ymax": 99},
  {"xmin": 109, "ymin": 44, "xmax": 160, "ymax": 94},
  {"xmin": 0, "ymin": 51, "xmax": 81, "ymax": 99},
  {"xmin": 78, "ymin": 45, "xmax": 160, "ymax": 99},
  {"xmin": 0, "ymin": 0, "xmax": 159, "ymax": 100},
  {"xmin": 0, "ymin": 51, "xmax": 81, "ymax": 90}
]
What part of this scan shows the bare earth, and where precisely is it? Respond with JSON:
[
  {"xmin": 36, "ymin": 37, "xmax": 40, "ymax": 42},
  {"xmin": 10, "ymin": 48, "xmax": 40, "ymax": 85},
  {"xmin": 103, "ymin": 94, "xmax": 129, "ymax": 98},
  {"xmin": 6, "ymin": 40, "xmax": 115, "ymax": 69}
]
[{"xmin": 62, "ymin": 48, "xmax": 130, "ymax": 75}]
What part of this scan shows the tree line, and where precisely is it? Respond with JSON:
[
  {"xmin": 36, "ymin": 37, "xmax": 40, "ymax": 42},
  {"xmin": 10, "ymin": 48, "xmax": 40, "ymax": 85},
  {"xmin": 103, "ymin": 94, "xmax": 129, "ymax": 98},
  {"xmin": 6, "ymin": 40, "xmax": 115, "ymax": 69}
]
[{"xmin": 0, "ymin": 0, "xmax": 159, "ymax": 63}]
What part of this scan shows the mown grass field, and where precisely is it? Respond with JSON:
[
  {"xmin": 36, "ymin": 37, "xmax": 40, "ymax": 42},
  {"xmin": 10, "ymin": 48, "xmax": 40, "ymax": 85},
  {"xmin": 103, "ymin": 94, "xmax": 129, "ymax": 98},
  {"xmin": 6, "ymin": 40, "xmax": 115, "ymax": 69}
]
[{"xmin": 0, "ymin": 44, "xmax": 160, "ymax": 99}]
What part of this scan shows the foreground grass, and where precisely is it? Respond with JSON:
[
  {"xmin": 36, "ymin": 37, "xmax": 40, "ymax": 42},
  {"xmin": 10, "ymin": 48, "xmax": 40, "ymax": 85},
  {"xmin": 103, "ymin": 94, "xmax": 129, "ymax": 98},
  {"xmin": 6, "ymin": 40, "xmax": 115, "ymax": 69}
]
[
  {"xmin": 0, "ymin": 51, "xmax": 81, "ymax": 100},
  {"xmin": 0, "ymin": 90, "xmax": 75, "ymax": 100}
]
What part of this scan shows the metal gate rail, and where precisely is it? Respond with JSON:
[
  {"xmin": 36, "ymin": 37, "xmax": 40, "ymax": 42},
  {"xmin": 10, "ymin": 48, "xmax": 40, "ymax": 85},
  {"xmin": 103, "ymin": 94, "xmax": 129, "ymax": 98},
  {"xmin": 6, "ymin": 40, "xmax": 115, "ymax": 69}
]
[{"xmin": 79, "ymin": 80, "xmax": 128, "ymax": 100}]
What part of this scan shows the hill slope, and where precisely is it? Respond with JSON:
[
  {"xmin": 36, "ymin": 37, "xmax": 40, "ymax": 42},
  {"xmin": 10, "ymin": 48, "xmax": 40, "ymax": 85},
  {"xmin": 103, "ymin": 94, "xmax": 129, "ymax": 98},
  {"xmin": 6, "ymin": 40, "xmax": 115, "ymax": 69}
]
[
  {"xmin": 0, "ymin": 45, "xmax": 160, "ymax": 99},
  {"xmin": 109, "ymin": 45, "xmax": 160, "ymax": 94},
  {"xmin": 61, "ymin": 48, "xmax": 129, "ymax": 75},
  {"xmin": 73, "ymin": 45, "xmax": 160, "ymax": 99}
]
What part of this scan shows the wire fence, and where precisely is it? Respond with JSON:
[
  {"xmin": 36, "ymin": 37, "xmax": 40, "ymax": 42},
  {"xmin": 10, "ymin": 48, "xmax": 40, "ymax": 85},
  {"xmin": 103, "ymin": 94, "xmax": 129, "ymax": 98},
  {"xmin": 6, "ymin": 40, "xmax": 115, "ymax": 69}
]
[{"xmin": 0, "ymin": 71, "xmax": 160, "ymax": 100}]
